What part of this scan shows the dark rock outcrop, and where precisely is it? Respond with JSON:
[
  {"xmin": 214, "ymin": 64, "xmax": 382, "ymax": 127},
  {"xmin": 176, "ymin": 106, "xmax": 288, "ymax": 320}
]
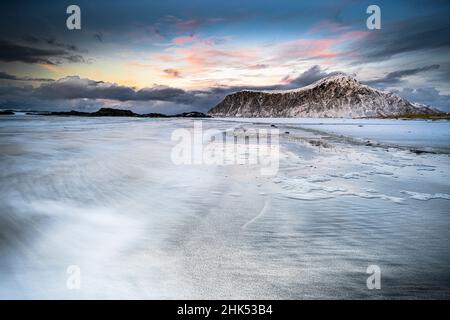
[
  {"xmin": 172, "ymin": 111, "xmax": 212, "ymax": 118},
  {"xmin": 91, "ymin": 108, "xmax": 137, "ymax": 117},
  {"xmin": 47, "ymin": 110, "xmax": 91, "ymax": 116},
  {"xmin": 141, "ymin": 113, "xmax": 170, "ymax": 118}
]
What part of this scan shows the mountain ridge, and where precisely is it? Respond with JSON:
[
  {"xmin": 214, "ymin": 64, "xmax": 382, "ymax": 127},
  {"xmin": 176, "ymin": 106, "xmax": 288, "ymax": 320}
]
[{"xmin": 207, "ymin": 74, "xmax": 444, "ymax": 118}]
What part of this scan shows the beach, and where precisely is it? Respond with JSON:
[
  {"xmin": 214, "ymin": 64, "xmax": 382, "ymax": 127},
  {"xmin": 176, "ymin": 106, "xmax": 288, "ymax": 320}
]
[{"xmin": 0, "ymin": 115, "xmax": 449, "ymax": 299}]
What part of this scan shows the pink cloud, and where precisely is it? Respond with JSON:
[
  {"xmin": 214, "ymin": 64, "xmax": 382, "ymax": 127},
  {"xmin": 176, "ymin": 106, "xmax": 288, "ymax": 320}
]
[
  {"xmin": 172, "ymin": 35, "xmax": 197, "ymax": 45},
  {"xmin": 178, "ymin": 46, "xmax": 257, "ymax": 70},
  {"xmin": 153, "ymin": 33, "xmax": 254, "ymax": 74},
  {"xmin": 278, "ymin": 38, "xmax": 339, "ymax": 60},
  {"xmin": 340, "ymin": 30, "xmax": 370, "ymax": 40}
]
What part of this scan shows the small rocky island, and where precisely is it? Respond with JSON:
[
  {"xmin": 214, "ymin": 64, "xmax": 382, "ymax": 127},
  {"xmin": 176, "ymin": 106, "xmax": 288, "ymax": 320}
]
[{"xmin": 0, "ymin": 110, "xmax": 15, "ymax": 115}]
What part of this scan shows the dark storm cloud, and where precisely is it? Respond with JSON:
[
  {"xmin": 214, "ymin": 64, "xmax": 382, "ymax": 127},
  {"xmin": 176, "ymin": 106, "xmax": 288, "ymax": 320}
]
[
  {"xmin": 36, "ymin": 77, "xmax": 183, "ymax": 102},
  {"xmin": 381, "ymin": 65, "xmax": 440, "ymax": 81},
  {"xmin": 365, "ymin": 65, "xmax": 441, "ymax": 87},
  {"xmin": 43, "ymin": 37, "xmax": 83, "ymax": 52},
  {"xmin": 0, "ymin": 71, "xmax": 54, "ymax": 82},
  {"xmin": 349, "ymin": 14, "xmax": 450, "ymax": 63},
  {"xmin": 282, "ymin": 65, "xmax": 341, "ymax": 88},
  {"xmin": 36, "ymin": 77, "xmax": 136, "ymax": 100},
  {"xmin": 21, "ymin": 35, "xmax": 85, "ymax": 53},
  {"xmin": 32, "ymin": 76, "xmax": 206, "ymax": 106},
  {"xmin": 65, "ymin": 55, "xmax": 88, "ymax": 63},
  {"xmin": 0, "ymin": 39, "xmax": 88, "ymax": 65},
  {"xmin": 0, "ymin": 40, "xmax": 67, "ymax": 65},
  {"xmin": 137, "ymin": 86, "xmax": 193, "ymax": 102},
  {"xmin": 392, "ymin": 87, "xmax": 450, "ymax": 111}
]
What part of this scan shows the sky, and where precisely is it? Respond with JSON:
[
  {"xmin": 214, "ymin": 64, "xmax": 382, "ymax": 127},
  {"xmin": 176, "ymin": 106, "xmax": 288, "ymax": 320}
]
[{"xmin": 0, "ymin": 0, "xmax": 449, "ymax": 114}]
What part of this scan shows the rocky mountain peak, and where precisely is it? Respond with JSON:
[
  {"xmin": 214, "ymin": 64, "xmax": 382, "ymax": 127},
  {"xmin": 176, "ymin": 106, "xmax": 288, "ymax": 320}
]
[{"xmin": 208, "ymin": 74, "xmax": 443, "ymax": 118}]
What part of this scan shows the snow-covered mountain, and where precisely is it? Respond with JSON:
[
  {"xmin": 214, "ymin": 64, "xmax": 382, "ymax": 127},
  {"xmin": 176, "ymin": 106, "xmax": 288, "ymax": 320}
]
[{"xmin": 207, "ymin": 74, "xmax": 444, "ymax": 118}]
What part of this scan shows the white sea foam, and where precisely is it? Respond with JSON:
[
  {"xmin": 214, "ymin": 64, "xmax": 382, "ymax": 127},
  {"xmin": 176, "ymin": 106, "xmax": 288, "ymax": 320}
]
[{"xmin": 401, "ymin": 191, "xmax": 450, "ymax": 201}]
